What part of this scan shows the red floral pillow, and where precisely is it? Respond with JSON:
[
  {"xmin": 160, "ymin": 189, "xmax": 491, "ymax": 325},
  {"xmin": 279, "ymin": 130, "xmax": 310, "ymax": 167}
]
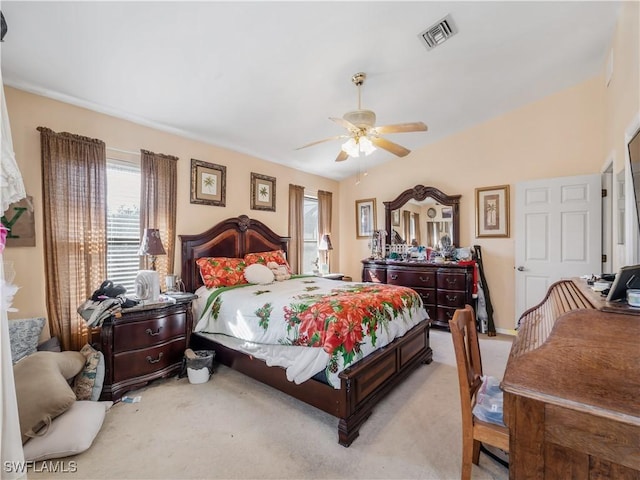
[
  {"xmin": 244, "ymin": 250, "xmax": 291, "ymax": 274},
  {"xmin": 196, "ymin": 257, "xmax": 248, "ymax": 288}
]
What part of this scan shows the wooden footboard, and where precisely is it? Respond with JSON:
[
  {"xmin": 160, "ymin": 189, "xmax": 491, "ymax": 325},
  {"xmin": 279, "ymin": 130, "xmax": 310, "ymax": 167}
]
[{"xmin": 190, "ymin": 318, "xmax": 432, "ymax": 446}]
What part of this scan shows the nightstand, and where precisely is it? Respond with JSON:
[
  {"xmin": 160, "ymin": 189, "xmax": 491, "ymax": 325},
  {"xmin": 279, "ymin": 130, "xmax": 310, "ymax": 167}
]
[{"xmin": 96, "ymin": 295, "xmax": 196, "ymax": 401}]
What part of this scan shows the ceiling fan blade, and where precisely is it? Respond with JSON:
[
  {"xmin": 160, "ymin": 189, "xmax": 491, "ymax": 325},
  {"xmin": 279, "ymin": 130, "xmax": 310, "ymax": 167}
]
[
  {"xmin": 295, "ymin": 135, "xmax": 347, "ymax": 150},
  {"xmin": 370, "ymin": 136, "xmax": 411, "ymax": 157},
  {"xmin": 335, "ymin": 150, "xmax": 349, "ymax": 162},
  {"xmin": 374, "ymin": 122, "xmax": 428, "ymax": 135},
  {"xmin": 329, "ymin": 117, "xmax": 358, "ymax": 131}
]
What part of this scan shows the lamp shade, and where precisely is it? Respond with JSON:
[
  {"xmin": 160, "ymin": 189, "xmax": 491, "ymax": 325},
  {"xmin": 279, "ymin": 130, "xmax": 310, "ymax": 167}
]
[
  {"xmin": 319, "ymin": 234, "xmax": 333, "ymax": 251},
  {"xmin": 138, "ymin": 229, "xmax": 166, "ymax": 256}
]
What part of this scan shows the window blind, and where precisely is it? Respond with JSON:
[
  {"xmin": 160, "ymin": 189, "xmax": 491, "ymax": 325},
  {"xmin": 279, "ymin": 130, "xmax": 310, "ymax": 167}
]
[{"xmin": 107, "ymin": 159, "xmax": 141, "ymax": 293}]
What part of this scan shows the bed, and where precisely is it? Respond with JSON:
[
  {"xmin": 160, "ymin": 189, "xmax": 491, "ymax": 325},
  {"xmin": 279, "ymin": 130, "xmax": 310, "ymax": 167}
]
[{"xmin": 180, "ymin": 215, "xmax": 433, "ymax": 446}]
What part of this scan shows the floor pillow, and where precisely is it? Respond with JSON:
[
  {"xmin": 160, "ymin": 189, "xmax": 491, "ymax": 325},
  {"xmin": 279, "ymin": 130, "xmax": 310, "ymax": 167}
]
[
  {"xmin": 23, "ymin": 401, "xmax": 113, "ymax": 461},
  {"xmin": 14, "ymin": 351, "xmax": 86, "ymax": 444}
]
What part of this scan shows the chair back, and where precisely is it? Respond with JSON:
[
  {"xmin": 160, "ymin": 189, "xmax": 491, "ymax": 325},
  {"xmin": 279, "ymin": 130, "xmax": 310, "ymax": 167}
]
[{"xmin": 449, "ymin": 305, "xmax": 484, "ymax": 426}]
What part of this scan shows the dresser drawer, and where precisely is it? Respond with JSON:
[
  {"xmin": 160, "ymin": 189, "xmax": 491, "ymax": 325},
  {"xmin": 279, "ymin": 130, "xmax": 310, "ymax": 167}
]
[
  {"xmin": 424, "ymin": 303, "xmax": 436, "ymax": 322},
  {"xmin": 437, "ymin": 289, "xmax": 467, "ymax": 308},
  {"xmin": 413, "ymin": 287, "xmax": 436, "ymax": 306},
  {"xmin": 113, "ymin": 312, "xmax": 187, "ymax": 353},
  {"xmin": 387, "ymin": 269, "xmax": 436, "ymax": 288},
  {"xmin": 113, "ymin": 338, "xmax": 186, "ymax": 383},
  {"xmin": 436, "ymin": 306, "xmax": 458, "ymax": 325},
  {"xmin": 437, "ymin": 270, "xmax": 467, "ymax": 290},
  {"xmin": 363, "ymin": 267, "xmax": 386, "ymax": 283}
]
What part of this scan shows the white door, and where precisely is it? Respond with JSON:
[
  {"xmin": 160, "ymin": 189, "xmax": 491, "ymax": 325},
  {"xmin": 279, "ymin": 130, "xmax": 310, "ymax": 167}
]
[{"xmin": 515, "ymin": 174, "xmax": 602, "ymax": 321}]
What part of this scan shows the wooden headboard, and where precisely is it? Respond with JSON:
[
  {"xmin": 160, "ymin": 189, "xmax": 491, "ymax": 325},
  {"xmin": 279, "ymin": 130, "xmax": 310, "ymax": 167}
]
[{"xmin": 179, "ymin": 215, "xmax": 290, "ymax": 293}]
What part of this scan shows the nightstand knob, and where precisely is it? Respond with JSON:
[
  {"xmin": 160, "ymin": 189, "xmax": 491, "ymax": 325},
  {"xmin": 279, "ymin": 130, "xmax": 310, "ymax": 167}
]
[
  {"xmin": 146, "ymin": 352, "xmax": 163, "ymax": 364},
  {"xmin": 146, "ymin": 327, "xmax": 163, "ymax": 336}
]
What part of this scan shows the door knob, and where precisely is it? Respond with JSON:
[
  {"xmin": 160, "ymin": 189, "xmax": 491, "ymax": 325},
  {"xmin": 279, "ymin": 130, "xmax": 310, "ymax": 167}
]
[{"xmin": 517, "ymin": 266, "xmax": 526, "ymax": 271}]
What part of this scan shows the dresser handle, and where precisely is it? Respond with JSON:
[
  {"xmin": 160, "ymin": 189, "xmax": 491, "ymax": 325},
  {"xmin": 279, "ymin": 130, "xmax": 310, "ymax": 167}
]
[
  {"xmin": 419, "ymin": 276, "xmax": 429, "ymax": 283},
  {"xmin": 146, "ymin": 352, "xmax": 163, "ymax": 364},
  {"xmin": 390, "ymin": 274, "xmax": 398, "ymax": 280},
  {"xmin": 446, "ymin": 295, "xmax": 458, "ymax": 302},
  {"xmin": 446, "ymin": 278, "xmax": 457, "ymax": 286},
  {"xmin": 146, "ymin": 327, "xmax": 163, "ymax": 336},
  {"xmin": 446, "ymin": 311, "xmax": 453, "ymax": 319}
]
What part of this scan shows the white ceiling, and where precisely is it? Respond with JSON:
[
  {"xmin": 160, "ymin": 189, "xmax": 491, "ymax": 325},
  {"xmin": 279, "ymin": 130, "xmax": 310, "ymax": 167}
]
[{"xmin": 1, "ymin": 1, "xmax": 621, "ymax": 181}]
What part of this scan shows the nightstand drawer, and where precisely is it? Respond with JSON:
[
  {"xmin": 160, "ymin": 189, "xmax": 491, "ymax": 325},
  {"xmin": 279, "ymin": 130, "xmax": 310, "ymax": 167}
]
[
  {"xmin": 387, "ymin": 269, "xmax": 436, "ymax": 288},
  {"xmin": 113, "ymin": 338, "xmax": 186, "ymax": 383},
  {"xmin": 113, "ymin": 312, "xmax": 187, "ymax": 353}
]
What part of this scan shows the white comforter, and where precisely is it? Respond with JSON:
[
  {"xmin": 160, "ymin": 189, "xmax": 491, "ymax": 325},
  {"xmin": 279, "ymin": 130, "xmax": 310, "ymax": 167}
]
[{"xmin": 193, "ymin": 277, "xmax": 426, "ymax": 388}]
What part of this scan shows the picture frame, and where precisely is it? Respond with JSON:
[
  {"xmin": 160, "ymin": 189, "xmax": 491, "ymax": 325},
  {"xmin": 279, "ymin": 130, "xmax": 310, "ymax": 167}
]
[
  {"xmin": 475, "ymin": 185, "xmax": 510, "ymax": 238},
  {"xmin": 250, "ymin": 172, "xmax": 276, "ymax": 212},
  {"xmin": 356, "ymin": 198, "xmax": 377, "ymax": 238},
  {"xmin": 392, "ymin": 209, "xmax": 400, "ymax": 226},
  {"xmin": 190, "ymin": 159, "xmax": 226, "ymax": 207}
]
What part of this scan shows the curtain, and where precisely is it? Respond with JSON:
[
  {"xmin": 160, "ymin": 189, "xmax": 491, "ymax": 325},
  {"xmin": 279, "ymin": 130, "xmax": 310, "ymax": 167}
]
[
  {"xmin": 317, "ymin": 190, "xmax": 332, "ymax": 269},
  {"xmin": 38, "ymin": 127, "xmax": 107, "ymax": 350},
  {"xmin": 288, "ymin": 184, "xmax": 304, "ymax": 274},
  {"xmin": 403, "ymin": 210, "xmax": 411, "ymax": 244},
  {"xmin": 2, "ymin": 77, "xmax": 26, "ymax": 479},
  {"xmin": 38, "ymin": 127, "xmax": 107, "ymax": 351},
  {"xmin": 140, "ymin": 150, "xmax": 178, "ymax": 290},
  {"xmin": 414, "ymin": 213, "xmax": 421, "ymax": 245}
]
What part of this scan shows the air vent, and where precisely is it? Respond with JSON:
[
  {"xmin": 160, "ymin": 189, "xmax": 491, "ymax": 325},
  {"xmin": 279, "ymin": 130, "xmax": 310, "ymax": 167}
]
[{"xmin": 418, "ymin": 14, "xmax": 457, "ymax": 51}]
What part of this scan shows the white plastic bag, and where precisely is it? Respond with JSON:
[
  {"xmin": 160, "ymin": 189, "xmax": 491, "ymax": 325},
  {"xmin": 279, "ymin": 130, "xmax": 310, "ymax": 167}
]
[{"xmin": 472, "ymin": 375, "xmax": 505, "ymax": 426}]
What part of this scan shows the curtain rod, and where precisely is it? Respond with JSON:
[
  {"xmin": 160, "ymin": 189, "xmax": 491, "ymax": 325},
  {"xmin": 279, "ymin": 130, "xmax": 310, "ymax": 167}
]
[{"xmin": 107, "ymin": 146, "xmax": 139, "ymax": 156}]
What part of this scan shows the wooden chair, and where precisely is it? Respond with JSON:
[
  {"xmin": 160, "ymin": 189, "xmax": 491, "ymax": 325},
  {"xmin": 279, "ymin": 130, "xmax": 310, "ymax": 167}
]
[{"xmin": 449, "ymin": 304, "xmax": 509, "ymax": 480}]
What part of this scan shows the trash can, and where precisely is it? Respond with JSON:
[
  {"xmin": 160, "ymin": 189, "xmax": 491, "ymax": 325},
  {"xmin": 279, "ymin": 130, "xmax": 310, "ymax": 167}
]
[{"xmin": 184, "ymin": 349, "xmax": 215, "ymax": 384}]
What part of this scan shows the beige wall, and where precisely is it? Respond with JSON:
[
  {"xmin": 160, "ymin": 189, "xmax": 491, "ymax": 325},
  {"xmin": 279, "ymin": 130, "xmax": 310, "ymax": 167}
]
[
  {"xmin": 338, "ymin": 2, "xmax": 639, "ymax": 333},
  {"xmin": 3, "ymin": 87, "xmax": 339, "ymax": 319}
]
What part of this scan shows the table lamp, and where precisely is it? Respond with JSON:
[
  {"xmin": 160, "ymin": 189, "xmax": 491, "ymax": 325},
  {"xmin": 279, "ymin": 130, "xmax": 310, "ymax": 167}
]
[
  {"xmin": 138, "ymin": 228, "xmax": 166, "ymax": 270},
  {"xmin": 319, "ymin": 233, "xmax": 333, "ymax": 274}
]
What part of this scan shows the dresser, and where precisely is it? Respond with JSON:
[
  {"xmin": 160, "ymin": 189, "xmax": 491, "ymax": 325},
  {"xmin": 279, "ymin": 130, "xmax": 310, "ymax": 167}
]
[
  {"xmin": 361, "ymin": 260, "xmax": 474, "ymax": 329},
  {"xmin": 502, "ymin": 279, "xmax": 640, "ymax": 479},
  {"xmin": 95, "ymin": 296, "xmax": 195, "ymax": 401}
]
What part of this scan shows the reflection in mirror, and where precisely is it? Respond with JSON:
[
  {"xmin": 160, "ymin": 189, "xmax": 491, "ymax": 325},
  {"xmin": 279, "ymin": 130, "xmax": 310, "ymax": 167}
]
[{"xmin": 384, "ymin": 185, "xmax": 461, "ymax": 250}]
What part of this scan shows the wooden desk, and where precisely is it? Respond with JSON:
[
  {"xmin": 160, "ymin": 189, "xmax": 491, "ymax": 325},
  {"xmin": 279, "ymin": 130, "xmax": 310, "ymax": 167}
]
[{"xmin": 502, "ymin": 279, "xmax": 640, "ymax": 479}]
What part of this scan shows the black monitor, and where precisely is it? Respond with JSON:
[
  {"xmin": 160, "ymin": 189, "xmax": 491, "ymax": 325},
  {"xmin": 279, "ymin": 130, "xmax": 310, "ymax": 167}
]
[{"xmin": 606, "ymin": 264, "xmax": 640, "ymax": 302}]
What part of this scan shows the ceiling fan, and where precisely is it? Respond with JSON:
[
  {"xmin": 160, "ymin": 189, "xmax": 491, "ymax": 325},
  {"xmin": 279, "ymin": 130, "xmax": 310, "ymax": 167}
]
[{"xmin": 297, "ymin": 72, "xmax": 428, "ymax": 162}]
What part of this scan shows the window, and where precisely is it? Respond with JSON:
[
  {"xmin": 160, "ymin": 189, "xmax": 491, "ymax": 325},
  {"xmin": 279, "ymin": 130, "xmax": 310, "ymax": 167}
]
[
  {"xmin": 106, "ymin": 159, "xmax": 141, "ymax": 293},
  {"xmin": 302, "ymin": 196, "xmax": 319, "ymax": 274}
]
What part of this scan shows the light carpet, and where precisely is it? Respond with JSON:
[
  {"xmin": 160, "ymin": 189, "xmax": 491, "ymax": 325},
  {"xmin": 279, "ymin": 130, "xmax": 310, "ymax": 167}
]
[{"xmin": 27, "ymin": 330, "xmax": 513, "ymax": 480}]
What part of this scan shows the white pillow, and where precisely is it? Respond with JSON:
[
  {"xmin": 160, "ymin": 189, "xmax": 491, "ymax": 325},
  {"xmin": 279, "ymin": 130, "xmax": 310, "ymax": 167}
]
[
  {"xmin": 23, "ymin": 401, "xmax": 112, "ymax": 461},
  {"xmin": 243, "ymin": 263, "xmax": 274, "ymax": 285}
]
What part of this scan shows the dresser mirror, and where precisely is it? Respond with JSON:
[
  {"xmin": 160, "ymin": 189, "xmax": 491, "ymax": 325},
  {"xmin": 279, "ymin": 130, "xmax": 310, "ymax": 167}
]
[{"xmin": 384, "ymin": 185, "xmax": 461, "ymax": 250}]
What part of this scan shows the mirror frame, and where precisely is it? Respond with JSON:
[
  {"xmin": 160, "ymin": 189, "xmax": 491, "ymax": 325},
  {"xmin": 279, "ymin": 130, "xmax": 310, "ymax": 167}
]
[{"xmin": 384, "ymin": 185, "xmax": 461, "ymax": 247}]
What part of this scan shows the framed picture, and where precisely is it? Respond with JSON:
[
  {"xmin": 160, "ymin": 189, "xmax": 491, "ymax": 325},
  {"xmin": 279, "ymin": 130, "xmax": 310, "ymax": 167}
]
[
  {"xmin": 356, "ymin": 198, "xmax": 377, "ymax": 238},
  {"xmin": 392, "ymin": 209, "xmax": 400, "ymax": 226},
  {"xmin": 190, "ymin": 159, "xmax": 226, "ymax": 207},
  {"xmin": 476, "ymin": 185, "xmax": 510, "ymax": 238},
  {"xmin": 250, "ymin": 172, "xmax": 276, "ymax": 211},
  {"xmin": 1, "ymin": 195, "xmax": 35, "ymax": 247},
  {"xmin": 442, "ymin": 206, "xmax": 453, "ymax": 219}
]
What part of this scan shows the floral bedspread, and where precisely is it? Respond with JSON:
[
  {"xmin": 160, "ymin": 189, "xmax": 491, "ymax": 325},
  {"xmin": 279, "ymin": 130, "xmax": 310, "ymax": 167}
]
[{"xmin": 194, "ymin": 277, "xmax": 426, "ymax": 387}]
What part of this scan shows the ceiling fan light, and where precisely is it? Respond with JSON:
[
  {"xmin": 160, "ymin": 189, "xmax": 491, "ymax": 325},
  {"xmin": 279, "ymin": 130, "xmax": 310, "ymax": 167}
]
[
  {"xmin": 341, "ymin": 138, "xmax": 360, "ymax": 157},
  {"xmin": 359, "ymin": 136, "xmax": 376, "ymax": 156}
]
